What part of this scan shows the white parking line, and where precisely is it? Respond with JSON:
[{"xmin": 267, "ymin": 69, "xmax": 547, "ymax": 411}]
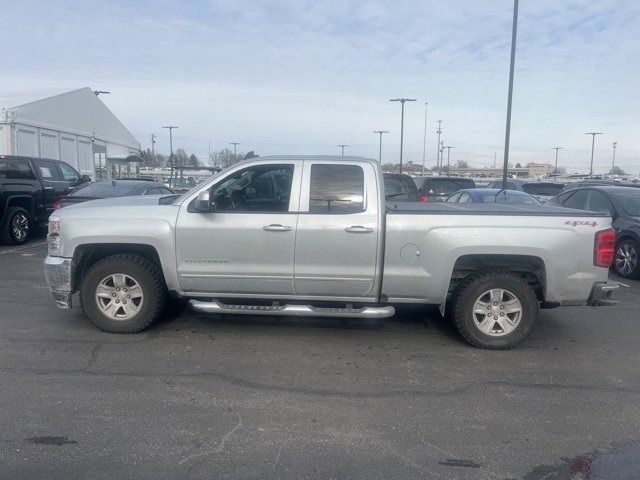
[{"xmin": 0, "ymin": 241, "xmax": 47, "ymax": 256}]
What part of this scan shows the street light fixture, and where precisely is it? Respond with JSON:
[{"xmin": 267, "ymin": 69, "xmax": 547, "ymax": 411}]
[
  {"xmin": 93, "ymin": 90, "xmax": 111, "ymax": 96},
  {"xmin": 611, "ymin": 142, "xmax": 618, "ymax": 175},
  {"xmin": 421, "ymin": 102, "xmax": 428, "ymax": 174},
  {"xmin": 501, "ymin": 0, "xmax": 519, "ymax": 190},
  {"xmin": 372, "ymin": 131, "xmax": 389, "ymax": 163},
  {"xmin": 230, "ymin": 142, "xmax": 241, "ymax": 158},
  {"xmin": 390, "ymin": 98, "xmax": 416, "ymax": 173},
  {"xmin": 585, "ymin": 132, "xmax": 603, "ymax": 178},
  {"xmin": 444, "ymin": 145, "xmax": 455, "ymax": 173},
  {"xmin": 338, "ymin": 144, "xmax": 349, "ymax": 157}
]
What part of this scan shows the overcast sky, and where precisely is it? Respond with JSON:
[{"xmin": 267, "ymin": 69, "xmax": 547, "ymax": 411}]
[{"xmin": 1, "ymin": 0, "xmax": 639, "ymax": 173}]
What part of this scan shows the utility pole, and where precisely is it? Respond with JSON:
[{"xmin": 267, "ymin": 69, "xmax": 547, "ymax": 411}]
[
  {"xmin": 373, "ymin": 131, "xmax": 389, "ymax": 163},
  {"xmin": 230, "ymin": 142, "xmax": 240, "ymax": 159},
  {"xmin": 162, "ymin": 126, "xmax": 178, "ymax": 166},
  {"xmin": 436, "ymin": 120, "xmax": 443, "ymax": 169},
  {"xmin": 585, "ymin": 132, "xmax": 603, "ymax": 178},
  {"xmin": 440, "ymin": 141, "xmax": 444, "ymax": 171},
  {"xmin": 611, "ymin": 142, "xmax": 618, "ymax": 175},
  {"xmin": 390, "ymin": 98, "xmax": 416, "ymax": 173},
  {"xmin": 552, "ymin": 147, "xmax": 563, "ymax": 181},
  {"xmin": 444, "ymin": 146, "xmax": 455, "ymax": 173},
  {"xmin": 338, "ymin": 144, "xmax": 349, "ymax": 157},
  {"xmin": 421, "ymin": 102, "xmax": 428, "ymax": 174},
  {"xmin": 493, "ymin": 150, "xmax": 497, "ymax": 169},
  {"xmin": 502, "ymin": 0, "xmax": 519, "ymax": 190},
  {"xmin": 150, "ymin": 133, "xmax": 156, "ymax": 166}
]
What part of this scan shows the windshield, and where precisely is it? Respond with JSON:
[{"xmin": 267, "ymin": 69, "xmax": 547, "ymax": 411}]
[{"xmin": 614, "ymin": 191, "xmax": 640, "ymax": 216}]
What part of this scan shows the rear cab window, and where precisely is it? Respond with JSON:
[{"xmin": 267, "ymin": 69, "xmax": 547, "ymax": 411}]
[
  {"xmin": 422, "ymin": 178, "xmax": 475, "ymax": 195},
  {"xmin": 384, "ymin": 175, "xmax": 418, "ymax": 202}
]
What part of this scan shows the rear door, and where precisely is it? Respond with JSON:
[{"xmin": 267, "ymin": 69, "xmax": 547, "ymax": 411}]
[
  {"xmin": 294, "ymin": 161, "xmax": 381, "ymax": 299},
  {"xmin": 0, "ymin": 157, "xmax": 40, "ymax": 221}
]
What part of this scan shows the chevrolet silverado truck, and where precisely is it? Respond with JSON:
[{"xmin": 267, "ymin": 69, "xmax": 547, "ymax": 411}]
[{"xmin": 44, "ymin": 156, "xmax": 618, "ymax": 349}]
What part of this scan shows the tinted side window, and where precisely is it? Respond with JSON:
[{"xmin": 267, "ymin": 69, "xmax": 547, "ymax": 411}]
[
  {"xmin": 587, "ymin": 191, "xmax": 614, "ymax": 215},
  {"xmin": 0, "ymin": 158, "xmax": 36, "ymax": 180},
  {"xmin": 310, "ymin": 165, "xmax": 364, "ymax": 213},
  {"xmin": 446, "ymin": 192, "xmax": 462, "ymax": 203},
  {"xmin": 35, "ymin": 160, "xmax": 63, "ymax": 181},
  {"xmin": 562, "ymin": 189, "xmax": 589, "ymax": 210}
]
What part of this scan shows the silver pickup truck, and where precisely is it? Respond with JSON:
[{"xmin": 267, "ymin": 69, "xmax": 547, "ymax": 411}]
[{"xmin": 44, "ymin": 156, "xmax": 618, "ymax": 349}]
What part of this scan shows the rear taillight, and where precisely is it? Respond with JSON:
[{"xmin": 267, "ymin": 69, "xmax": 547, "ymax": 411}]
[
  {"xmin": 419, "ymin": 194, "xmax": 429, "ymax": 203},
  {"xmin": 594, "ymin": 229, "xmax": 615, "ymax": 268},
  {"xmin": 52, "ymin": 200, "xmax": 63, "ymax": 210}
]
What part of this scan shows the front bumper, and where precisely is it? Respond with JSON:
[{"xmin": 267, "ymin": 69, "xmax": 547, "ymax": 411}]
[
  {"xmin": 44, "ymin": 256, "xmax": 73, "ymax": 309},
  {"xmin": 587, "ymin": 281, "xmax": 619, "ymax": 306}
]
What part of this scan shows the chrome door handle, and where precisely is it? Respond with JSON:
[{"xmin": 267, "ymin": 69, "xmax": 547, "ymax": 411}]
[
  {"xmin": 263, "ymin": 224, "xmax": 292, "ymax": 232},
  {"xmin": 44, "ymin": 186, "xmax": 53, "ymax": 191},
  {"xmin": 345, "ymin": 226, "xmax": 374, "ymax": 234}
]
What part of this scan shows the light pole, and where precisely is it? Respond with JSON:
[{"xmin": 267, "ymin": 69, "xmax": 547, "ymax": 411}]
[
  {"xmin": 585, "ymin": 132, "xmax": 603, "ymax": 178},
  {"xmin": 93, "ymin": 90, "xmax": 111, "ymax": 96},
  {"xmin": 436, "ymin": 120, "xmax": 443, "ymax": 169},
  {"xmin": 390, "ymin": 98, "xmax": 416, "ymax": 173},
  {"xmin": 338, "ymin": 144, "xmax": 349, "ymax": 157},
  {"xmin": 444, "ymin": 146, "xmax": 455, "ymax": 173},
  {"xmin": 421, "ymin": 102, "xmax": 428, "ymax": 174},
  {"xmin": 162, "ymin": 126, "xmax": 178, "ymax": 166},
  {"xmin": 611, "ymin": 142, "xmax": 618, "ymax": 175},
  {"xmin": 501, "ymin": 0, "xmax": 519, "ymax": 190},
  {"xmin": 373, "ymin": 131, "xmax": 389, "ymax": 163},
  {"xmin": 230, "ymin": 142, "xmax": 240, "ymax": 159},
  {"xmin": 552, "ymin": 147, "xmax": 563, "ymax": 181}
]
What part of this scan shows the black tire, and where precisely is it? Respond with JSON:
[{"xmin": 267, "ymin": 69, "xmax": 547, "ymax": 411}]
[
  {"xmin": 613, "ymin": 238, "xmax": 640, "ymax": 279},
  {"xmin": 80, "ymin": 254, "xmax": 167, "ymax": 333},
  {"xmin": 450, "ymin": 271, "xmax": 539, "ymax": 350},
  {"xmin": 0, "ymin": 207, "xmax": 31, "ymax": 245}
]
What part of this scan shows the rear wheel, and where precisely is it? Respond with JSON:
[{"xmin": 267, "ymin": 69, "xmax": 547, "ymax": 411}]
[
  {"xmin": 80, "ymin": 254, "xmax": 167, "ymax": 333},
  {"xmin": 451, "ymin": 271, "xmax": 539, "ymax": 349},
  {"xmin": 0, "ymin": 207, "xmax": 31, "ymax": 245},
  {"xmin": 614, "ymin": 239, "xmax": 640, "ymax": 279}
]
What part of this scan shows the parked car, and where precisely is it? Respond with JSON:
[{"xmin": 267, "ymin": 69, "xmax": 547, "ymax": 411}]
[
  {"xmin": 547, "ymin": 185, "xmax": 640, "ymax": 279},
  {"xmin": 383, "ymin": 173, "xmax": 419, "ymax": 202},
  {"xmin": 53, "ymin": 180, "xmax": 174, "ymax": 210},
  {"xmin": 45, "ymin": 156, "xmax": 618, "ymax": 350},
  {"xmin": 413, "ymin": 176, "xmax": 476, "ymax": 202},
  {"xmin": 560, "ymin": 179, "xmax": 640, "ymax": 190},
  {"xmin": 446, "ymin": 188, "xmax": 541, "ymax": 205},
  {"xmin": 485, "ymin": 179, "xmax": 565, "ymax": 203},
  {"xmin": 0, "ymin": 155, "xmax": 90, "ymax": 244}
]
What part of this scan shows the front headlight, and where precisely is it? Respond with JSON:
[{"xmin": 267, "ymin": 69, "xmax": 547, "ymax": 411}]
[{"xmin": 48, "ymin": 215, "xmax": 61, "ymax": 256}]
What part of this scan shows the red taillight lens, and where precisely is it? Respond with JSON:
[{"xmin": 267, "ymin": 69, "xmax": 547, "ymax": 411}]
[
  {"xmin": 419, "ymin": 194, "xmax": 429, "ymax": 203},
  {"xmin": 594, "ymin": 229, "xmax": 615, "ymax": 268}
]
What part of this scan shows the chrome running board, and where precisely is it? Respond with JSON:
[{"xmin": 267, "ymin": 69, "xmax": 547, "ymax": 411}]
[{"xmin": 189, "ymin": 299, "xmax": 395, "ymax": 319}]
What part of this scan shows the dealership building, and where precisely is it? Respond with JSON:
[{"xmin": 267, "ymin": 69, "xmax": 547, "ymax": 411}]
[{"xmin": 0, "ymin": 87, "xmax": 142, "ymax": 180}]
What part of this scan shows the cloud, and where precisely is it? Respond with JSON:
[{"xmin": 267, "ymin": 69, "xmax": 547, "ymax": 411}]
[{"xmin": 1, "ymin": 0, "xmax": 639, "ymax": 172}]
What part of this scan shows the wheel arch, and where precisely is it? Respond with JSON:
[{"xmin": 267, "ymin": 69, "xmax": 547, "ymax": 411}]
[
  {"xmin": 5, "ymin": 195, "xmax": 35, "ymax": 217},
  {"xmin": 72, "ymin": 243, "xmax": 165, "ymax": 293}
]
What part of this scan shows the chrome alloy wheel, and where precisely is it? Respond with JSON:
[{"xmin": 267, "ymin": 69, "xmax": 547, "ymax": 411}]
[
  {"xmin": 12, "ymin": 212, "xmax": 29, "ymax": 242},
  {"xmin": 472, "ymin": 289, "xmax": 523, "ymax": 337},
  {"xmin": 95, "ymin": 274, "xmax": 144, "ymax": 320},
  {"xmin": 615, "ymin": 243, "xmax": 638, "ymax": 276}
]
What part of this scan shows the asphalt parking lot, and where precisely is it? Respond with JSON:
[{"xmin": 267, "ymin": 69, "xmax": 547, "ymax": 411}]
[{"xmin": 1, "ymin": 238, "xmax": 640, "ymax": 480}]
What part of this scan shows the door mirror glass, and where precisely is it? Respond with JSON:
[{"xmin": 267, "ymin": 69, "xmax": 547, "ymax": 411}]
[
  {"xmin": 80, "ymin": 174, "xmax": 92, "ymax": 184},
  {"xmin": 194, "ymin": 190, "xmax": 214, "ymax": 212}
]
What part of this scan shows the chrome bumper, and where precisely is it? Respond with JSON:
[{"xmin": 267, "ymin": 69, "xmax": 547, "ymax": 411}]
[
  {"xmin": 587, "ymin": 281, "xmax": 619, "ymax": 306},
  {"xmin": 44, "ymin": 256, "xmax": 73, "ymax": 309}
]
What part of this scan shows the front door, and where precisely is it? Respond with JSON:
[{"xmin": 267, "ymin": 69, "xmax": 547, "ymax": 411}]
[
  {"xmin": 294, "ymin": 161, "xmax": 380, "ymax": 299},
  {"xmin": 175, "ymin": 162, "xmax": 302, "ymax": 296},
  {"xmin": 32, "ymin": 159, "xmax": 71, "ymax": 215}
]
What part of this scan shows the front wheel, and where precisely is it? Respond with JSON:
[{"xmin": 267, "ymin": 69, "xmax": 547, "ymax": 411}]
[
  {"xmin": 80, "ymin": 254, "xmax": 167, "ymax": 333},
  {"xmin": 451, "ymin": 271, "xmax": 539, "ymax": 349}
]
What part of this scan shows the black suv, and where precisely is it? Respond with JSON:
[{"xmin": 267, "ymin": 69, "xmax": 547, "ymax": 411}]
[
  {"xmin": 0, "ymin": 155, "xmax": 90, "ymax": 244},
  {"xmin": 413, "ymin": 176, "xmax": 476, "ymax": 202}
]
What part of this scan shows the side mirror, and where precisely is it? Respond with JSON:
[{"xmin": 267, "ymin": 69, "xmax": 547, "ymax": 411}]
[
  {"xmin": 193, "ymin": 190, "xmax": 214, "ymax": 212},
  {"xmin": 80, "ymin": 174, "xmax": 92, "ymax": 183}
]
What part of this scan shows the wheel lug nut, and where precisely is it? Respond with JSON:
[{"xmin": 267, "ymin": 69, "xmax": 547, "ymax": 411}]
[
  {"xmin": 500, "ymin": 312, "xmax": 505, "ymax": 316},
  {"xmin": 493, "ymin": 302, "xmax": 498, "ymax": 305},
  {"xmin": 123, "ymin": 300, "xmax": 127, "ymax": 304},
  {"xmin": 111, "ymin": 293, "xmax": 116, "ymax": 297},
  {"xmin": 500, "ymin": 305, "xmax": 504, "ymax": 309},
  {"xmin": 115, "ymin": 300, "xmax": 120, "ymax": 303},
  {"xmin": 116, "ymin": 288, "xmax": 121, "ymax": 291},
  {"xmin": 488, "ymin": 306, "xmax": 491, "ymax": 309},
  {"xmin": 494, "ymin": 316, "xmax": 498, "ymax": 320},
  {"xmin": 124, "ymin": 288, "xmax": 127, "ymax": 292},
  {"xmin": 127, "ymin": 294, "xmax": 131, "ymax": 298}
]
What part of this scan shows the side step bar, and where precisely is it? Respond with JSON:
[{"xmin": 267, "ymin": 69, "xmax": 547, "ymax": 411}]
[{"xmin": 189, "ymin": 299, "xmax": 395, "ymax": 319}]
